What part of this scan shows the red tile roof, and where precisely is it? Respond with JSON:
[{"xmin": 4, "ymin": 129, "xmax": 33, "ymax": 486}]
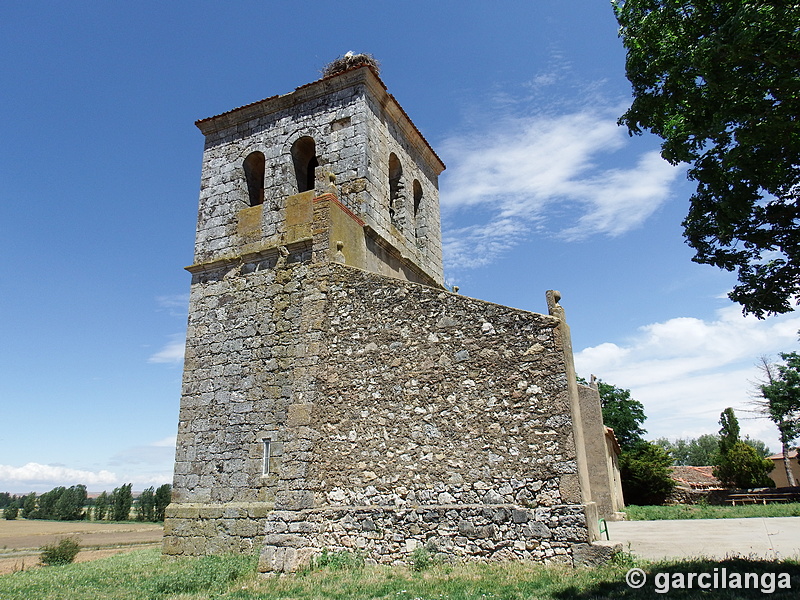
[{"xmin": 670, "ymin": 465, "xmax": 722, "ymax": 489}]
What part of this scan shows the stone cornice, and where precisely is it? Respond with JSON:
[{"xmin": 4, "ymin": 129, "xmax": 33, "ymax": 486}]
[{"xmin": 195, "ymin": 66, "xmax": 445, "ymax": 176}]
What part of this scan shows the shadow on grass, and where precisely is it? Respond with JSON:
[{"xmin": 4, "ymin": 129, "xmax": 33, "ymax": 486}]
[{"xmin": 557, "ymin": 557, "xmax": 800, "ymax": 599}]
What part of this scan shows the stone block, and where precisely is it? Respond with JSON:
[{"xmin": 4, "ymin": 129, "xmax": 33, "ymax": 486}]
[
  {"xmin": 263, "ymin": 534, "xmax": 307, "ymax": 548},
  {"xmin": 287, "ymin": 403, "xmax": 313, "ymax": 427},
  {"xmin": 511, "ymin": 509, "xmax": 529, "ymax": 523},
  {"xmin": 571, "ymin": 542, "xmax": 620, "ymax": 567},
  {"xmin": 526, "ymin": 521, "xmax": 552, "ymax": 539},
  {"xmin": 457, "ymin": 520, "xmax": 476, "ymax": 537},
  {"xmin": 275, "ymin": 491, "xmax": 315, "ymax": 510},
  {"xmin": 249, "ymin": 503, "xmax": 274, "ymax": 518}
]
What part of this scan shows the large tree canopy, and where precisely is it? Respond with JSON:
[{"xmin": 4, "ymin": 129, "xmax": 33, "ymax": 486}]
[{"xmin": 613, "ymin": 0, "xmax": 800, "ymax": 316}]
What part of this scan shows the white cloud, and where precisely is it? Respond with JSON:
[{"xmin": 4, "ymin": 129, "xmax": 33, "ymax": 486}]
[
  {"xmin": 151, "ymin": 435, "xmax": 177, "ymax": 447},
  {"xmin": 575, "ymin": 306, "xmax": 800, "ymax": 449},
  {"xmin": 156, "ymin": 294, "xmax": 190, "ymax": 317},
  {"xmin": 0, "ymin": 462, "xmax": 117, "ymax": 487},
  {"xmin": 439, "ymin": 108, "xmax": 681, "ymax": 269},
  {"xmin": 0, "ymin": 440, "xmax": 176, "ymax": 492},
  {"xmin": 148, "ymin": 333, "xmax": 185, "ymax": 364}
]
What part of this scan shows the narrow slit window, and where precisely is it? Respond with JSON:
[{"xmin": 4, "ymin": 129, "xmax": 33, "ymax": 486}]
[{"xmin": 262, "ymin": 439, "xmax": 271, "ymax": 475}]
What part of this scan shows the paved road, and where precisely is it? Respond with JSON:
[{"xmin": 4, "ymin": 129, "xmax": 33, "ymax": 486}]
[{"xmin": 606, "ymin": 517, "xmax": 800, "ymax": 561}]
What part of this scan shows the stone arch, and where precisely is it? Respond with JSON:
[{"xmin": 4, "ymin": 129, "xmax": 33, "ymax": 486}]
[
  {"xmin": 291, "ymin": 136, "xmax": 319, "ymax": 194},
  {"xmin": 243, "ymin": 151, "xmax": 265, "ymax": 206}
]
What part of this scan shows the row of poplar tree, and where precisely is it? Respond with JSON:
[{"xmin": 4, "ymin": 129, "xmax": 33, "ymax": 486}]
[{"xmin": 1, "ymin": 483, "xmax": 171, "ymax": 522}]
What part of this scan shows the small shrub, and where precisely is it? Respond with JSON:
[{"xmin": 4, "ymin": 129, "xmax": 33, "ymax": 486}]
[
  {"xmin": 3, "ymin": 505, "xmax": 18, "ymax": 520},
  {"xmin": 39, "ymin": 537, "xmax": 81, "ymax": 566},
  {"xmin": 310, "ymin": 548, "xmax": 365, "ymax": 571},
  {"xmin": 409, "ymin": 547, "xmax": 435, "ymax": 572}
]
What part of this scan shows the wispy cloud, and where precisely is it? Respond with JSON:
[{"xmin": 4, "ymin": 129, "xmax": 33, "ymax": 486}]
[
  {"xmin": 156, "ymin": 294, "xmax": 190, "ymax": 317},
  {"xmin": 575, "ymin": 306, "xmax": 800, "ymax": 448},
  {"xmin": 148, "ymin": 333, "xmax": 185, "ymax": 364},
  {"xmin": 109, "ymin": 436, "xmax": 176, "ymax": 466},
  {"xmin": 439, "ymin": 107, "xmax": 681, "ymax": 270}
]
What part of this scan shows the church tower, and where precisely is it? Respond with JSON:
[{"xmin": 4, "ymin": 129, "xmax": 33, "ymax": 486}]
[
  {"xmin": 189, "ymin": 60, "xmax": 444, "ymax": 288},
  {"xmin": 163, "ymin": 58, "xmax": 606, "ymax": 570}
]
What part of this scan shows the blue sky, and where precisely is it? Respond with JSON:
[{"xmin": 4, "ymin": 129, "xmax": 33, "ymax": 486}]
[{"xmin": 1, "ymin": 1, "xmax": 797, "ymax": 493}]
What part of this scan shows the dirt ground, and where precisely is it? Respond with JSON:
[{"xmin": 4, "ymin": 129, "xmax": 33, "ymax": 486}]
[{"xmin": 0, "ymin": 520, "xmax": 163, "ymax": 575}]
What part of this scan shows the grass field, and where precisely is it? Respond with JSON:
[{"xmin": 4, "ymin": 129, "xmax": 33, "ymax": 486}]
[
  {"xmin": 624, "ymin": 502, "xmax": 800, "ymax": 521},
  {"xmin": 0, "ymin": 547, "xmax": 798, "ymax": 599}
]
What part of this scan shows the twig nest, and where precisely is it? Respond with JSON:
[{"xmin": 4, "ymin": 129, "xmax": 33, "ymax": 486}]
[{"xmin": 322, "ymin": 52, "xmax": 380, "ymax": 78}]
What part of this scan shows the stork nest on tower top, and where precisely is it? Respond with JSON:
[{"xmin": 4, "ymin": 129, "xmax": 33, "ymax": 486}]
[{"xmin": 322, "ymin": 53, "xmax": 380, "ymax": 78}]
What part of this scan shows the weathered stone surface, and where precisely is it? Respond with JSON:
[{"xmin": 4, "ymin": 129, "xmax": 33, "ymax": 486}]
[
  {"xmin": 571, "ymin": 542, "xmax": 621, "ymax": 567},
  {"xmin": 162, "ymin": 65, "xmax": 603, "ymax": 569}
]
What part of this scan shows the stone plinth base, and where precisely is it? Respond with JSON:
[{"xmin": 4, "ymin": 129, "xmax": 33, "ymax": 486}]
[
  {"xmin": 162, "ymin": 502, "xmax": 274, "ymax": 557},
  {"xmin": 258, "ymin": 503, "xmax": 592, "ymax": 572}
]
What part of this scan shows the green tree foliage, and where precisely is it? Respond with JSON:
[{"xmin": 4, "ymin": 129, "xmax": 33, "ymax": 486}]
[
  {"xmin": 619, "ymin": 442, "xmax": 676, "ymax": 505},
  {"xmin": 28, "ymin": 485, "xmax": 87, "ymax": 521},
  {"xmin": 133, "ymin": 484, "xmax": 171, "ymax": 522},
  {"xmin": 596, "ymin": 380, "xmax": 647, "ymax": 451},
  {"xmin": 656, "ymin": 434, "xmax": 720, "ymax": 465},
  {"xmin": 111, "ymin": 483, "xmax": 133, "ymax": 521},
  {"xmin": 758, "ymin": 352, "xmax": 800, "ymax": 486},
  {"xmin": 657, "ymin": 433, "xmax": 770, "ymax": 465},
  {"xmin": 743, "ymin": 435, "xmax": 772, "ymax": 459},
  {"xmin": 613, "ymin": 0, "xmax": 800, "ymax": 316},
  {"xmin": 718, "ymin": 407, "xmax": 741, "ymax": 455},
  {"xmin": 55, "ymin": 485, "xmax": 87, "ymax": 521},
  {"xmin": 33, "ymin": 487, "xmax": 62, "ymax": 519},
  {"xmin": 136, "ymin": 487, "xmax": 155, "ymax": 522},
  {"xmin": 0, "ymin": 492, "xmax": 20, "ymax": 509},
  {"xmin": 154, "ymin": 484, "xmax": 172, "ymax": 522},
  {"xmin": 94, "ymin": 491, "xmax": 109, "ymax": 521},
  {"xmin": 21, "ymin": 492, "xmax": 36, "ymax": 518},
  {"xmin": 715, "ymin": 441, "xmax": 775, "ymax": 488},
  {"xmin": 714, "ymin": 408, "xmax": 775, "ymax": 488},
  {"xmin": 3, "ymin": 505, "xmax": 18, "ymax": 520}
]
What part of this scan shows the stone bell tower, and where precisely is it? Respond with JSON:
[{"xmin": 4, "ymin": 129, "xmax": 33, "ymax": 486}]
[
  {"xmin": 187, "ymin": 60, "xmax": 445, "ymax": 288},
  {"xmin": 163, "ymin": 58, "xmax": 604, "ymax": 570}
]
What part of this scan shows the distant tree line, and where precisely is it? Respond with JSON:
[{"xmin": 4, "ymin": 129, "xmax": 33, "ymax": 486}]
[
  {"xmin": 2, "ymin": 483, "xmax": 171, "ymax": 522},
  {"xmin": 655, "ymin": 433, "xmax": 771, "ymax": 466},
  {"xmin": 655, "ymin": 408, "xmax": 776, "ymax": 489}
]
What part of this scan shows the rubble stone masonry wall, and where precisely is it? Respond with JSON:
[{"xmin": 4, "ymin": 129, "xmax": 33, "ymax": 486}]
[{"xmin": 164, "ymin": 259, "xmax": 591, "ymax": 566}]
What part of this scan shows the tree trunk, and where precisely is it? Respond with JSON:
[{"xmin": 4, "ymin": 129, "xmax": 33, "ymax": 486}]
[
  {"xmin": 777, "ymin": 414, "xmax": 797, "ymax": 487},
  {"xmin": 782, "ymin": 441, "xmax": 797, "ymax": 487}
]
